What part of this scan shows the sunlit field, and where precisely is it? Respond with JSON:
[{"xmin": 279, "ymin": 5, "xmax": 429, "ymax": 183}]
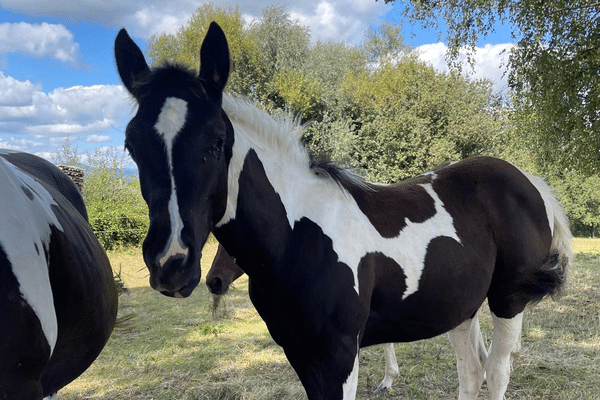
[{"xmin": 59, "ymin": 238, "xmax": 600, "ymax": 399}]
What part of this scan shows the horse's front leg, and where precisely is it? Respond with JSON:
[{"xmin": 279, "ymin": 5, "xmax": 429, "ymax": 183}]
[{"xmin": 283, "ymin": 333, "xmax": 361, "ymax": 400}]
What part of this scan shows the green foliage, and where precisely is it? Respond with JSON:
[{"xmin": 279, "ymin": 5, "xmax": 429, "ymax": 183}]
[
  {"xmin": 53, "ymin": 137, "xmax": 80, "ymax": 166},
  {"xmin": 387, "ymin": 0, "xmax": 600, "ymax": 175},
  {"xmin": 274, "ymin": 70, "xmax": 322, "ymax": 119},
  {"xmin": 343, "ymin": 57, "xmax": 502, "ymax": 182},
  {"xmin": 550, "ymin": 172, "xmax": 600, "ymax": 237},
  {"xmin": 148, "ymin": 4, "xmax": 259, "ymax": 99},
  {"xmin": 82, "ymin": 147, "xmax": 148, "ymax": 250}
]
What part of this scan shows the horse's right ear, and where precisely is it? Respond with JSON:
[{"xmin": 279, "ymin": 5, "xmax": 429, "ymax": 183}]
[
  {"xmin": 114, "ymin": 29, "xmax": 149, "ymax": 98},
  {"xmin": 199, "ymin": 22, "xmax": 230, "ymax": 97}
]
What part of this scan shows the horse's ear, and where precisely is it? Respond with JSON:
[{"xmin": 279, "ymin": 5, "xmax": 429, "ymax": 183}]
[
  {"xmin": 114, "ymin": 28, "xmax": 149, "ymax": 98},
  {"xmin": 199, "ymin": 22, "xmax": 230, "ymax": 96}
]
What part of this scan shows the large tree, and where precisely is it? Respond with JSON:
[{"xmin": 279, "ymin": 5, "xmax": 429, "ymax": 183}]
[{"xmin": 384, "ymin": 0, "xmax": 600, "ymax": 175}]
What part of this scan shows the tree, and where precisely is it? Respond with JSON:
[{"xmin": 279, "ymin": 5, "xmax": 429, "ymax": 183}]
[
  {"xmin": 148, "ymin": 4, "xmax": 259, "ymax": 99},
  {"xmin": 342, "ymin": 55, "xmax": 503, "ymax": 182},
  {"xmin": 384, "ymin": 0, "xmax": 600, "ymax": 174},
  {"xmin": 53, "ymin": 137, "xmax": 80, "ymax": 166},
  {"xmin": 246, "ymin": 5, "xmax": 311, "ymax": 108}
]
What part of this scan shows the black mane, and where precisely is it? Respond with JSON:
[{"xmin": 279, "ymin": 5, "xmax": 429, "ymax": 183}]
[{"xmin": 310, "ymin": 158, "xmax": 372, "ymax": 192}]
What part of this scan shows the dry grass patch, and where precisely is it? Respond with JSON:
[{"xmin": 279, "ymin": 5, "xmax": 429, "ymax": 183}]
[{"xmin": 59, "ymin": 238, "xmax": 600, "ymax": 399}]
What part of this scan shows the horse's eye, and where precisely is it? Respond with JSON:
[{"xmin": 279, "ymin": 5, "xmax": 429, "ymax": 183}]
[{"xmin": 125, "ymin": 143, "xmax": 136, "ymax": 162}]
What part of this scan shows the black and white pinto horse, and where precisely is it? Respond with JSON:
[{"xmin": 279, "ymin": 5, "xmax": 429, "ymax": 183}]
[
  {"xmin": 115, "ymin": 23, "xmax": 573, "ymax": 400},
  {"xmin": 206, "ymin": 244, "xmax": 400, "ymax": 393},
  {"xmin": 0, "ymin": 150, "xmax": 118, "ymax": 399}
]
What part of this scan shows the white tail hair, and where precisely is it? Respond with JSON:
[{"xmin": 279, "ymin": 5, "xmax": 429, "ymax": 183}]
[{"xmin": 523, "ymin": 171, "xmax": 573, "ymax": 290}]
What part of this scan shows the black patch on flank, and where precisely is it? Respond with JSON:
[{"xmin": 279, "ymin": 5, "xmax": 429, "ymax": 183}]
[{"xmin": 346, "ymin": 174, "xmax": 437, "ymax": 239}]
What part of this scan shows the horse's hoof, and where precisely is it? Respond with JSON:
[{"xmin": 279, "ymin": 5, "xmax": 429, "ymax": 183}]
[{"xmin": 374, "ymin": 385, "xmax": 390, "ymax": 394}]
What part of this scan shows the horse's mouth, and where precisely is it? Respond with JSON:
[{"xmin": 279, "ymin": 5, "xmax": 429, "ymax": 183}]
[
  {"xmin": 155, "ymin": 272, "xmax": 200, "ymax": 298},
  {"xmin": 160, "ymin": 282, "xmax": 195, "ymax": 298}
]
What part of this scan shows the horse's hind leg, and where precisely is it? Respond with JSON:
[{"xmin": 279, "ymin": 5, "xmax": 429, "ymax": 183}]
[
  {"xmin": 448, "ymin": 311, "xmax": 488, "ymax": 400},
  {"xmin": 485, "ymin": 311, "xmax": 523, "ymax": 400},
  {"xmin": 374, "ymin": 343, "xmax": 399, "ymax": 393}
]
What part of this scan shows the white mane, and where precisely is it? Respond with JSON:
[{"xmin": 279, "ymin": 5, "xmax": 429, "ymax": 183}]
[
  {"xmin": 221, "ymin": 93, "xmax": 370, "ymax": 191},
  {"xmin": 222, "ymin": 93, "xmax": 310, "ymax": 169}
]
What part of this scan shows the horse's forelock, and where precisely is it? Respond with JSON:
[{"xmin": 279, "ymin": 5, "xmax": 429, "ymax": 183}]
[{"xmin": 132, "ymin": 63, "xmax": 206, "ymax": 100}]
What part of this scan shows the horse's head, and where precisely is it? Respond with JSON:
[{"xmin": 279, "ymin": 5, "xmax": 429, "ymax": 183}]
[{"xmin": 114, "ymin": 23, "xmax": 233, "ymax": 298}]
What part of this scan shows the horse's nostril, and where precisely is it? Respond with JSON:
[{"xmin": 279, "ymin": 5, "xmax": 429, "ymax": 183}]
[{"xmin": 208, "ymin": 277, "xmax": 224, "ymax": 295}]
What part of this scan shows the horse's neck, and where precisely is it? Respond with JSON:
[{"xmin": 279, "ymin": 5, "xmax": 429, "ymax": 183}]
[{"xmin": 215, "ymin": 128, "xmax": 362, "ymax": 282}]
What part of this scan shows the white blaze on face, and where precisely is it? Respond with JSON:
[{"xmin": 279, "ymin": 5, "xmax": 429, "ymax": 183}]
[
  {"xmin": 0, "ymin": 157, "xmax": 61, "ymax": 355},
  {"xmin": 154, "ymin": 97, "xmax": 189, "ymax": 266}
]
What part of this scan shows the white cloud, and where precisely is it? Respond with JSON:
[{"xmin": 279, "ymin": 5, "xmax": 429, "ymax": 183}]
[
  {"xmin": 416, "ymin": 42, "xmax": 514, "ymax": 93},
  {"xmin": 0, "ymin": 0, "xmax": 391, "ymax": 42},
  {"xmin": 0, "ymin": 72, "xmax": 41, "ymax": 106},
  {"xmin": 0, "ymin": 22, "xmax": 81, "ymax": 64},
  {"xmin": 86, "ymin": 134, "xmax": 111, "ymax": 143},
  {"xmin": 0, "ymin": 74, "xmax": 135, "ymax": 154},
  {"xmin": 126, "ymin": 5, "xmax": 193, "ymax": 38},
  {"xmin": 289, "ymin": 0, "xmax": 390, "ymax": 44}
]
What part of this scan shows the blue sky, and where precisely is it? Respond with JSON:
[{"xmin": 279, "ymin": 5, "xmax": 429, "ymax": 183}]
[{"xmin": 0, "ymin": 1, "xmax": 514, "ymax": 164}]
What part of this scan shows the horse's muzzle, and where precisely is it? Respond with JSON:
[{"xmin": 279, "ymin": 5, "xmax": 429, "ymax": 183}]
[{"xmin": 148, "ymin": 254, "xmax": 200, "ymax": 298}]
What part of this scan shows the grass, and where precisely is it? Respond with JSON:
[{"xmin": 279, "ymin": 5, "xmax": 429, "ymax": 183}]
[{"xmin": 59, "ymin": 238, "xmax": 600, "ymax": 399}]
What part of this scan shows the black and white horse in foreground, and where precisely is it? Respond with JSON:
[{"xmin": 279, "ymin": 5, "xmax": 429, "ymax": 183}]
[
  {"xmin": 115, "ymin": 23, "xmax": 573, "ymax": 400},
  {"xmin": 206, "ymin": 244, "xmax": 400, "ymax": 393},
  {"xmin": 0, "ymin": 150, "xmax": 118, "ymax": 399}
]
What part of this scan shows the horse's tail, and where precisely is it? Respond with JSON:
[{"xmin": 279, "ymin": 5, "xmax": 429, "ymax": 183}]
[{"xmin": 524, "ymin": 172, "xmax": 573, "ymax": 301}]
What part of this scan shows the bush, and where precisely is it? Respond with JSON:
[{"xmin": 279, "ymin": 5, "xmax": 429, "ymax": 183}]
[{"xmin": 82, "ymin": 147, "xmax": 149, "ymax": 250}]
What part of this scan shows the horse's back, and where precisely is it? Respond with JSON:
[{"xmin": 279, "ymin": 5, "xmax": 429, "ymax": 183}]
[{"xmin": 0, "ymin": 149, "xmax": 87, "ymax": 220}]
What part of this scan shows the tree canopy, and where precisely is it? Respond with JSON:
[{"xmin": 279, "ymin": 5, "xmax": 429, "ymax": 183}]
[{"xmin": 383, "ymin": 0, "xmax": 600, "ymax": 175}]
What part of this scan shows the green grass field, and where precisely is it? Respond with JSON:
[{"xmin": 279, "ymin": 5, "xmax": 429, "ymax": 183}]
[{"xmin": 59, "ymin": 238, "xmax": 600, "ymax": 399}]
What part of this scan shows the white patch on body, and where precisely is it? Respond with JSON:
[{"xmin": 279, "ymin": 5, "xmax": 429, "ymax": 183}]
[
  {"xmin": 217, "ymin": 95, "xmax": 462, "ymax": 297},
  {"xmin": 154, "ymin": 97, "xmax": 189, "ymax": 266},
  {"xmin": 0, "ymin": 157, "xmax": 61, "ymax": 355}
]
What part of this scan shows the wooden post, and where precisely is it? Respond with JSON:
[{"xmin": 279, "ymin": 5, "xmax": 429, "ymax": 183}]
[{"xmin": 57, "ymin": 165, "xmax": 84, "ymax": 192}]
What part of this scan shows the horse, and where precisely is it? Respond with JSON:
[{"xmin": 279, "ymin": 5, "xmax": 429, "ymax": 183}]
[
  {"xmin": 115, "ymin": 23, "xmax": 573, "ymax": 400},
  {"xmin": 206, "ymin": 244, "xmax": 400, "ymax": 392},
  {"xmin": 206, "ymin": 244, "xmax": 243, "ymax": 296},
  {"xmin": 0, "ymin": 149, "xmax": 118, "ymax": 400}
]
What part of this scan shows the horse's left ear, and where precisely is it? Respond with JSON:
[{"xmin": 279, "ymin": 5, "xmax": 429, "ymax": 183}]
[
  {"xmin": 114, "ymin": 28, "xmax": 150, "ymax": 99},
  {"xmin": 199, "ymin": 22, "xmax": 230, "ymax": 96}
]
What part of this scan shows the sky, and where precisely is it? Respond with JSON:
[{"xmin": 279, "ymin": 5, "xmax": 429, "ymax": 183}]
[{"xmin": 0, "ymin": 0, "xmax": 514, "ymax": 164}]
